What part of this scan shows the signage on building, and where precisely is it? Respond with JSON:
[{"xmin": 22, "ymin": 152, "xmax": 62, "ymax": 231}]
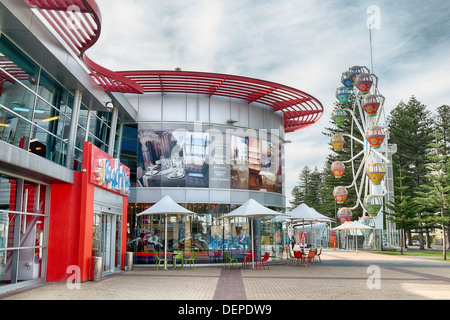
[
  {"xmin": 95, "ymin": 158, "xmax": 130, "ymax": 195},
  {"xmin": 83, "ymin": 142, "xmax": 130, "ymax": 197}
]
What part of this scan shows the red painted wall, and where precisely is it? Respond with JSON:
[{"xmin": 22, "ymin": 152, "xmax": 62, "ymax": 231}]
[
  {"xmin": 47, "ymin": 172, "xmax": 83, "ymax": 282},
  {"xmin": 47, "ymin": 142, "xmax": 129, "ymax": 282}
]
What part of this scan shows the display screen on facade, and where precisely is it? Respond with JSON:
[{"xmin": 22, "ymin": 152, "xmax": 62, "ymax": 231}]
[{"xmin": 137, "ymin": 124, "xmax": 282, "ymax": 193}]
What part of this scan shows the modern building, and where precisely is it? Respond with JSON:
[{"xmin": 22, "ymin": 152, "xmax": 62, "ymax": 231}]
[{"xmin": 0, "ymin": 0, "xmax": 322, "ymax": 293}]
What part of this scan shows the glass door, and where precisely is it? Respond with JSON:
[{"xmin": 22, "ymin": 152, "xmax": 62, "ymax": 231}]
[
  {"xmin": 101, "ymin": 214, "xmax": 115, "ymax": 273},
  {"xmin": 93, "ymin": 212, "xmax": 117, "ymax": 275}
]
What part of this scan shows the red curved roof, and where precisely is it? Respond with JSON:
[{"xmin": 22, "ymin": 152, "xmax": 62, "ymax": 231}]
[
  {"xmin": 120, "ymin": 70, "xmax": 323, "ymax": 132},
  {"xmin": 23, "ymin": 0, "xmax": 323, "ymax": 132}
]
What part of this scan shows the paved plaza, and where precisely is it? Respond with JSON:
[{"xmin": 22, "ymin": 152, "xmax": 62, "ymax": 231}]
[{"xmin": 2, "ymin": 249, "xmax": 450, "ymax": 301}]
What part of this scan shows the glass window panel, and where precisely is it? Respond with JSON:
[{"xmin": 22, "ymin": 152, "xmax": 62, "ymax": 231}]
[
  {"xmin": 115, "ymin": 216, "xmax": 121, "ymax": 268},
  {"xmin": 0, "ymin": 175, "xmax": 48, "ymax": 285},
  {"xmin": 74, "ymin": 148, "xmax": 83, "ymax": 171},
  {"xmin": 0, "ymin": 35, "xmax": 39, "ymax": 91},
  {"xmin": 92, "ymin": 213, "xmax": 101, "ymax": 257},
  {"xmin": 30, "ymin": 125, "xmax": 66, "ymax": 165},
  {"xmin": 92, "ymin": 110, "xmax": 111, "ymax": 124},
  {"xmin": 89, "ymin": 113, "xmax": 109, "ymax": 142},
  {"xmin": 88, "ymin": 133, "xmax": 107, "ymax": 152},
  {"xmin": 209, "ymin": 204, "xmax": 229, "ymax": 253},
  {"xmin": 57, "ymin": 114, "xmax": 70, "ymax": 141},
  {"xmin": 0, "ymin": 106, "xmax": 31, "ymax": 150},
  {"xmin": 37, "ymin": 70, "xmax": 68, "ymax": 110},
  {"xmin": 33, "ymin": 98, "xmax": 60, "ymax": 136},
  {"xmin": 113, "ymin": 133, "xmax": 120, "ymax": 157},
  {"xmin": 75, "ymin": 126, "xmax": 86, "ymax": 150},
  {"xmin": 0, "ymin": 82, "xmax": 36, "ymax": 121},
  {"xmin": 61, "ymin": 93, "xmax": 74, "ymax": 118},
  {"xmin": 120, "ymin": 124, "xmax": 138, "ymax": 186},
  {"xmin": 78, "ymin": 105, "xmax": 89, "ymax": 129},
  {"xmin": 185, "ymin": 204, "xmax": 209, "ymax": 259}
]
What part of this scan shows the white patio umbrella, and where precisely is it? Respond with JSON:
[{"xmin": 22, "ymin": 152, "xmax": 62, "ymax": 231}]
[
  {"xmin": 310, "ymin": 207, "xmax": 333, "ymax": 222},
  {"xmin": 287, "ymin": 203, "xmax": 321, "ymax": 248},
  {"xmin": 220, "ymin": 198, "xmax": 282, "ymax": 268},
  {"xmin": 332, "ymin": 221, "xmax": 352, "ymax": 230},
  {"xmin": 136, "ymin": 195, "xmax": 195, "ymax": 269},
  {"xmin": 332, "ymin": 220, "xmax": 373, "ymax": 253}
]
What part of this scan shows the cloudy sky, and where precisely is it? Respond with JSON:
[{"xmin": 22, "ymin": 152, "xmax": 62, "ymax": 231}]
[{"xmin": 88, "ymin": 0, "xmax": 450, "ymax": 205}]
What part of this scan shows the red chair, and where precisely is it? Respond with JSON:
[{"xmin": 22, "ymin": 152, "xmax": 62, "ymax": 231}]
[
  {"xmin": 256, "ymin": 252, "xmax": 270, "ymax": 270},
  {"xmin": 293, "ymin": 251, "xmax": 304, "ymax": 266},
  {"xmin": 242, "ymin": 250, "xmax": 253, "ymax": 268}
]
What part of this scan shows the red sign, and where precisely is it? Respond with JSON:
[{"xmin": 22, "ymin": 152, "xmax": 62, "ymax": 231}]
[
  {"xmin": 329, "ymin": 231, "xmax": 336, "ymax": 244},
  {"xmin": 82, "ymin": 142, "xmax": 130, "ymax": 196}
]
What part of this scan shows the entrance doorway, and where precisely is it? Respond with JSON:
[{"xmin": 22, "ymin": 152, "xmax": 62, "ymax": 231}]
[{"xmin": 93, "ymin": 212, "xmax": 121, "ymax": 275}]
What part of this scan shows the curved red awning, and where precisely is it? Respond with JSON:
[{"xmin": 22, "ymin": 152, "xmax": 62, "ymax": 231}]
[{"xmin": 120, "ymin": 70, "xmax": 323, "ymax": 132}]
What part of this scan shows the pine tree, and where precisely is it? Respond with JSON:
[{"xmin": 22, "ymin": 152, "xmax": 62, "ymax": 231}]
[
  {"xmin": 435, "ymin": 105, "xmax": 450, "ymax": 159},
  {"xmin": 386, "ymin": 165, "xmax": 416, "ymax": 254},
  {"xmin": 290, "ymin": 166, "xmax": 323, "ymax": 210},
  {"xmin": 415, "ymin": 124, "xmax": 450, "ymax": 260},
  {"xmin": 435, "ymin": 105, "xmax": 450, "ymax": 248},
  {"xmin": 387, "ymin": 96, "xmax": 434, "ymax": 245}
]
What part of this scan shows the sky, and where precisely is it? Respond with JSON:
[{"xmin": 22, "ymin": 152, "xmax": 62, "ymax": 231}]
[{"xmin": 87, "ymin": 0, "xmax": 450, "ymax": 205}]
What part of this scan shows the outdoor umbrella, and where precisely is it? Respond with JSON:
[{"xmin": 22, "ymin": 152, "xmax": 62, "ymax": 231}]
[
  {"xmin": 220, "ymin": 198, "xmax": 282, "ymax": 268},
  {"xmin": 287, "ymin": 203, "xmax": 319, "ymax": 248},
  {"xmin": 332, "ymin": 220, "xmax": 373, "ymax": 253},
  {"xmin": 136, "ymin": 195, "xmax": 195, "ymax": 269},
  {"xmin": 333, "ymin": 221, "xmax": 352, "ymax": 230},
  {"xmin": 310, "ymin": 207, "xmax": 333, "ymax": 222}
]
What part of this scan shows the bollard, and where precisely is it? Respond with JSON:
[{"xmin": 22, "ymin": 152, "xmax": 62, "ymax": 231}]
[
  {"xmin": 90, "ymin": 256, "xmax": 102, "ymax": 281},
  {"xmin": 125, "ymin": 252, "xmax": 133, "ymax": 271}
]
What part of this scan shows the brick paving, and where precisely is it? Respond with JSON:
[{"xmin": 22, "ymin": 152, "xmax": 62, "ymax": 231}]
[{"xmin": 2, "ymin": 249, "xmax": 450, "ymax": 301}]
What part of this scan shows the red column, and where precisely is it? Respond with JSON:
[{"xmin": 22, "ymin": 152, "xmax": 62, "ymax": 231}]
[{"xmin": 47, "ymin": 173, "xmax": 83, "ymax": 282}]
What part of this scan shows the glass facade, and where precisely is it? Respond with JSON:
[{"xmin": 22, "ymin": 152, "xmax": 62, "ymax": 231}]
[
  {"xmin": 127, "ymin": 202, "xmax": 286, "ymax": 265},
  {"xmin": 0, "ymin": 34, "xmax": 117, "ymax": 170},
  {"xmin": 0, "ymin": 173, "xmax": 48, "ymax": 287},
  {"xmin": 119, "ymin": 96, "xmax": 287, "ymax": 265}
]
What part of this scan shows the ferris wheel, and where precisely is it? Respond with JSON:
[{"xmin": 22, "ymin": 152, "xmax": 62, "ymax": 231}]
[{"xmin": 329, "ymin": 66, "xmax": 392, "ymax": 226}]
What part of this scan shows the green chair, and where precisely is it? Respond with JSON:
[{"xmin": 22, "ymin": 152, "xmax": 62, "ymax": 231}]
[
  {"xmin": 173, "ymin": 250, "xmax": 185, "ymax": 269},
  {"xmin": 224, "ymin": 252, "xmax": 238, "ymax": 269},
  {"xmin": 288, "ymin": 250, "xmax": 295, "ymax": 266},
  {"xmin": 153, "ymin": 251, "xmax": 167, "ymax": 270},
  {"xmin": 185, "ymin": 251, "xmax": 197, "ymax": 269}
]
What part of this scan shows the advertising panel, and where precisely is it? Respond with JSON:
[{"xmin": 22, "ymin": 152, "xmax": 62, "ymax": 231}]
[{"xmin": 136, "ymin": 124, "xmax": 282, "ymax": 194}]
